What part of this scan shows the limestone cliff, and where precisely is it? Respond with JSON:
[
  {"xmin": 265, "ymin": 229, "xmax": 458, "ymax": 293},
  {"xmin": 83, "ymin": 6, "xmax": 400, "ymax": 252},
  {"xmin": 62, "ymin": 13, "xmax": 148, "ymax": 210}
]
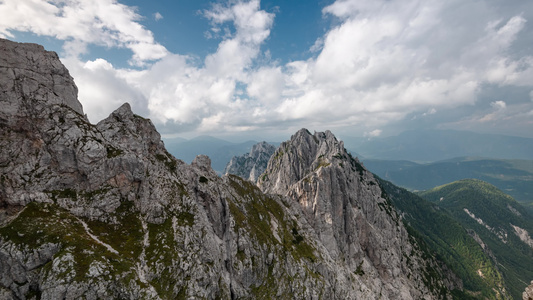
[
  {"xmin": 258, "ymin": 129, "xmax": 460, "ymax": 298},
  {"xmin": 224, "ymin": 141, "xmax": 276, "ymax": 182},
  {"xmin": 0, "ymin": 38, "xmax": 454, "ymax": 299}
]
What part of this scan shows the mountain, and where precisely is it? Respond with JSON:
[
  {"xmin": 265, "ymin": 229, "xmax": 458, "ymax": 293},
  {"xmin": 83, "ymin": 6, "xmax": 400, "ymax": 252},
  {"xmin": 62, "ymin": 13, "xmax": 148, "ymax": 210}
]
[
  {"xmin": 227, "ymin": 140, "xmax": 512, "ymax": 298},
  {"xmin": 378, "ymin": 179, "xmax": 509, "ymax": 299},
  {"xmin": 363, "ymin": 157, "xmax": 533, "ymax": 208},
  {"xmin": 419, "ymin": 179, "xmax": 533, "ymax": 300},
  {"xmin": 163, "ymin": 136, "xmax": 260, "ymax": 174},
  {"xmin": 343, "ymin": 130, "xmax": 533, "ymax": 162},
  {"xmin": 224, "ymin": 141, "xmax": 276, "ymax": 182},
  {"xmin": 0, "ymin": 38, "xmax": 457, "ymax": 299},
  {"xmin": 256, "ymin": 129, "xmax": 461, "ymax": 298}
]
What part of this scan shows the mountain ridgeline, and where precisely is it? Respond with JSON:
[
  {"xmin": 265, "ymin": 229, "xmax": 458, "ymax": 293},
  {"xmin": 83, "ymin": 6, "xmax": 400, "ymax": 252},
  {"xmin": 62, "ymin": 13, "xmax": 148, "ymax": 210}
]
[
  {"xmin": 0, "ymin": 38, "xmax": 469, "ymax": 299},
  {"xmin": 225, "ymin": 142, "xmax": 533, "ymax": 299},
  {"xmin": 226, "ymin": 147, "xmax": 533, "ymax": 298},
  {"xmin": 343, "ymin": 130, "xmax": 533, "ymax": 162},
  {"xmin": 227, "ymin": 145, "xmax": 533, "ymax": 299},
  {"xmin": 364, "ymin": 157, "xmax": 533, "ymax": 210}
]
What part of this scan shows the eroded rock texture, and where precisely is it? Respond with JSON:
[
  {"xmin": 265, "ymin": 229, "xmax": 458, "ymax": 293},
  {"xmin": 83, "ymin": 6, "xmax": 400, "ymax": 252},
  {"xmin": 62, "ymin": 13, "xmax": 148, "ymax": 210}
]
[
  {"xmin": 0, "ymin": 38, "xmax": 454, "ymax": 299},
  {"xmin": 224, "ymin": 141, "xmax": 276, "ymax": 182}
]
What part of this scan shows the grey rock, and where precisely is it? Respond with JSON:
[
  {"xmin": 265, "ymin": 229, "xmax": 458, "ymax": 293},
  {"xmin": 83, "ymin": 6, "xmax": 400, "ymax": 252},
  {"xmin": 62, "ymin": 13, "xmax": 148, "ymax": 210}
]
[
  {"xmin": 224, "ymin": 141, "xmax": 276, "ymax": 182},
  {"xmin": 525, "ymin": 281, "xmax": 533, "ymax": 300},
  {"xmin": 258, "ymin": 128, "xmax": 452, "ymax": 299},
  {"xmin": 0, "ymin": 38, "xmax": 456, "ymax": 300},
  {"xmin": 0, "ymin": 38, "xmax": 83, "ymax": 121}
]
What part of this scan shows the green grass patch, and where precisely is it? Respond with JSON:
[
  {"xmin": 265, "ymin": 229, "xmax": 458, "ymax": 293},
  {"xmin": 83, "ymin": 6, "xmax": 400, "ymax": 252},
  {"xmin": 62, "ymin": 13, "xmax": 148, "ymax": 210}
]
[{"xmin": 0, "ymin": 202, "xmax": 136, "ymax": 283}]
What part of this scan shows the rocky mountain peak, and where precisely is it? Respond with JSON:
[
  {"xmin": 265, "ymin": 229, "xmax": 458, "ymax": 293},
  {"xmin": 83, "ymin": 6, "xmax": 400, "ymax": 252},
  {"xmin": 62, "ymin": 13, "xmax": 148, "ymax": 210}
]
[
  {"xmin": 249, "ymin": 141, "xmax": 274, "ymax": 159},
  {"xmin": 192, "ymin": 154, "xmax": 214, "ymax": 173},
  {"xmin": 0, "ymin": 38, "xmax": 84, "ymax": 123},
  {"xmin": 96, "ymin": 102, "xmax": 164, "ymax": 156},
  {"xmin": 224, "ymin": 141, "xmax": 276, "ymax": 182},
  {"xmin": 258, "ymin": 128, "xmax": 457, "ymax": 298},
  {"xmin": 525, "ymin": 280, "xmax": 533, "ymax": 300},
  {"xmin": 258, "ymin": 128, "xmax": 347, "ymax": 194},
  {"xmin": 111, "ymin": 102, "xmax": 134, "ymax": 118}
]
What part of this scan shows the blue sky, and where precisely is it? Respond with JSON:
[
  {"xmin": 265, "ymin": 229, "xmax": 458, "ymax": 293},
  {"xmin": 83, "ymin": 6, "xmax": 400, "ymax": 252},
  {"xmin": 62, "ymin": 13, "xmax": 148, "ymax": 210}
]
[{"xmin": 1, "ymin": 0, "xmax": 533, "ymax": 141}]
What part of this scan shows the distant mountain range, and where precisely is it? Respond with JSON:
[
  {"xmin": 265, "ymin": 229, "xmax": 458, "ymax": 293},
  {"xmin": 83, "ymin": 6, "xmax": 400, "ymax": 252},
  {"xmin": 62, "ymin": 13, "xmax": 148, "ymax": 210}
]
[
  {"xmin": 364, "ymin": 157, "xmax": 533, "ymax": 209},
  {"xmin": 164, "ymin": 129, "xmax": 533, "ymax": 176},
  {"xmin": 342, "ymin": 129, "xmax": 533, "ymax": 162}
]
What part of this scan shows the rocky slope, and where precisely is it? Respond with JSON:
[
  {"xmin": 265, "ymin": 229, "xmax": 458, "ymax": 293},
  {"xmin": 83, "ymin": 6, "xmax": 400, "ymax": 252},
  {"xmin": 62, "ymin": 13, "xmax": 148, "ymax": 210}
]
[
  {"xmin": 1, "ymin": 38, "xmax": 456, "ymax": 299},
  {"xmin": 224, "ymin": 141, "xmax": 276, "ymax": 182},
  {"xmin": 257, "ymin": 129, "xmax": 461, "ymax": 298}
]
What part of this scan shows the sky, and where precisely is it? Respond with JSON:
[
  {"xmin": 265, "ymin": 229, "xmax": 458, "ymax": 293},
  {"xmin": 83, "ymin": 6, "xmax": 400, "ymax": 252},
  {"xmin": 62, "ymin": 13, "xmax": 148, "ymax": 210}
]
[{"xmin": 1, "ymin": 0, "xmax": 533, "ymax": 141}]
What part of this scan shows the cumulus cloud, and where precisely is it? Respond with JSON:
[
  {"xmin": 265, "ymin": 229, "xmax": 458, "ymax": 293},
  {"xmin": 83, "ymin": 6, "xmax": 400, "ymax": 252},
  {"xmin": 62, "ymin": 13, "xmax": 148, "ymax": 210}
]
[
  {"xmin": 154, "ymin": 12, "xmax": 163, "ymax": 21},
  {"xmin": 120, "ymin": 0, "xmax": 275, "ymax": 133},
  {"xmin": 0, "ymin": 0, "xmax": 168, "ymax": 65},
  {"xmin": 477, "ymin": 100, "xmax": 507, "ymax": 122},
  {"xmin": 62, "ymin": 57, "xmax": 149, "ymax": 123},
  {"xmin": 2, "ymin": 0, "xmax": 532, "ymax": 138}
]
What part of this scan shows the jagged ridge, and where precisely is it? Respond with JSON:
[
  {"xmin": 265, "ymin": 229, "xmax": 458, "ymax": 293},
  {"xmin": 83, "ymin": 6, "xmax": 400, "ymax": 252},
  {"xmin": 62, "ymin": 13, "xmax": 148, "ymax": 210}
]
[
  {"xmin": 224, "ymin": 141, "xmax": 276, "ymax": 182},
  {"xmin": 1, "ymin": 38, "xmax": 455, "ymax": 299}
]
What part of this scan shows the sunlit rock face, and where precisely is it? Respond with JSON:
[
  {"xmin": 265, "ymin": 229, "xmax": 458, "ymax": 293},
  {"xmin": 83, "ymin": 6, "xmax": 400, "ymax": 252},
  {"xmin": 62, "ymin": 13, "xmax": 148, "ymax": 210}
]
[{"xmin": 0, "ymin": 38, "xmax": 453, "ymax": 300}]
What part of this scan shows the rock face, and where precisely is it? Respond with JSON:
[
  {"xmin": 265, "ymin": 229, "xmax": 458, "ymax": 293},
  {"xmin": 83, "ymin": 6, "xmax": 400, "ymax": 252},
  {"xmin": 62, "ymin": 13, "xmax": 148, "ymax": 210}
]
[
  {"xmin": 0, "ymin": 38, "xmax": 455, "ymax": 299},
  {"xmin": 258, "ymin": 129, "xmax": 457, "ymax": 298},
  {"xmin": 525, "ymin": 281, "xmax": 533, "ymax": 300},
  {"xmin": 224, "ymin": 141, "xmax": 276, "ymax": 182},
  {"xmin": 0, "ymin": 39, "xmax": 83, "ymax": 121}
]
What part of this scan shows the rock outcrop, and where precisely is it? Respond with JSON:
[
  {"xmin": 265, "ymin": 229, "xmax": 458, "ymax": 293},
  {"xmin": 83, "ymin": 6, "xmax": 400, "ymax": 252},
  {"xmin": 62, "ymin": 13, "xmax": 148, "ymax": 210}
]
[
  {"xmin": 0, "ymin": 38, "xmax": 456, "ymax": 299},
  {"xmin": 0, "ymin": 38, "xmax": 83, "ymax": 121},
  {"xmin": 224, "ymin": 141, "xmax": 275, "ymax": 182},
  {"xmin": 525, "ymin": 281, "xmax": 533, "ymax": 300}
]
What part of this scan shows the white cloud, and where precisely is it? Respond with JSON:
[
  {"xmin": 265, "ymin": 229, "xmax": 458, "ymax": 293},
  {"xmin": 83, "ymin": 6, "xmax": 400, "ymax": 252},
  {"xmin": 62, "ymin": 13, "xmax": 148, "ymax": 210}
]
[
  {"xmin": 479, "ymin": 101, "xmax": 507, "ymax": 122},
  {"xmin": 154, "ymin": 12, "xmax": 163, "ymax": 21},
  {"xmin": 2, "ymin": 0, "xmax": 532, "ymax": 138},
  {"xmin": 121, "ymin": 0, "xmax": 275, "ymax": 131},
  {"xmin": 247, "ymin": 67, "xmax": 284, "ymax": 105},
  {"xmin": 422, "ymin": 108, "xmax": 437, "ymax": 116},
  {"xmin": 0, "ymin": 0, "xmax": 168, "ymax": 65},
  {"xmin": 268, "ymin": 0, "xmax": 532, "ymax": 134},
  {"xmin": 62, "ymin": 57, "xmax": 148, "ymax": 123}
]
